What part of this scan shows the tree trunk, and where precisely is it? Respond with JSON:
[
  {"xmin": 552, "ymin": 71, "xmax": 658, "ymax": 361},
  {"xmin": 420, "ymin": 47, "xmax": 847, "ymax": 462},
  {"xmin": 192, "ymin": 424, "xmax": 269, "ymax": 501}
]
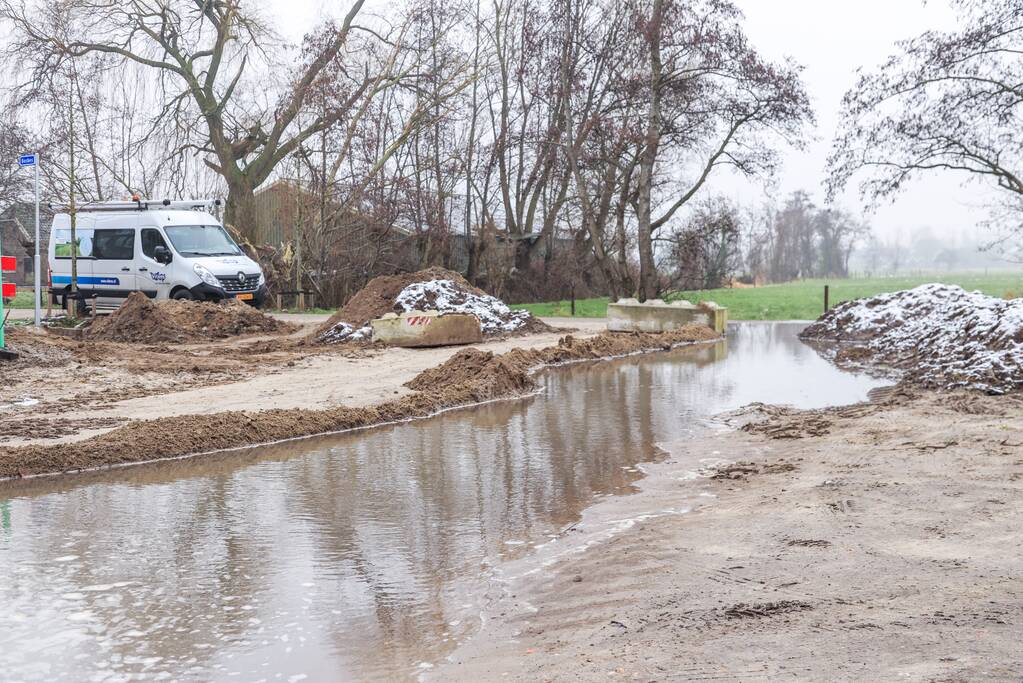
[
  {"xmin": 636, "ymin": 0, "xmax": 664, "ymax": 302},
  {"xmin": 224, "ymin": 181, "xmax": 259, "ymax": 240}
]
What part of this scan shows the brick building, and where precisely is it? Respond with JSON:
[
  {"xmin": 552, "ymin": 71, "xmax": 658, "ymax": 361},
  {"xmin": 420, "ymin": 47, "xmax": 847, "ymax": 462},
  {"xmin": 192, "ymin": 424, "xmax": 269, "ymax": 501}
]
[{"xmin": 0, "ymin": 201, "xmax": 53, "ymax": 286}]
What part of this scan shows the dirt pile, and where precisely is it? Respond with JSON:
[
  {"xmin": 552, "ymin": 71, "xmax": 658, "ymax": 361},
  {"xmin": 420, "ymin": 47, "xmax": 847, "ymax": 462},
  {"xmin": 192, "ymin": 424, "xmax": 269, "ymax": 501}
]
[
  {"xmin": 405, "ymin": 348, "xmax": 499, "ymax": 391},
  {"xmin": 407, "ymin": 325, "xmax": 720, "ymax": 395},
  {"xmin": 800, "ymin": 284, "xmax": 1023, "ymax": 393},
  {"xmin": 316, "ymin": 268, "xmax": 552, "ymax": 343},
  {"xmin": 0, "ymin": 325, "xmax": 719, "ymax": 478},
  {"xmin": 86, "ymin": 293, "xmax": 294, "ymax": 344}
]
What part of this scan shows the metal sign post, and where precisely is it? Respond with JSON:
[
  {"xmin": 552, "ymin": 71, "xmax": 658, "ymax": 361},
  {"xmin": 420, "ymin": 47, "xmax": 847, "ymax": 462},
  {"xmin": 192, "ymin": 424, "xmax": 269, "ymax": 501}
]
[{"xmin": 18, "ymin": 153, "xmax": 41, "ymax": 327}]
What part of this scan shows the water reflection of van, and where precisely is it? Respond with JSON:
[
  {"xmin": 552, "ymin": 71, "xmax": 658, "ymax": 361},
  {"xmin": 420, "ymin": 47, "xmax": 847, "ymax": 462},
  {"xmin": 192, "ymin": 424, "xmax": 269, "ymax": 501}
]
[{"xmin": 48, "ymin": 199, "xmax": 267, "ymax": 310}]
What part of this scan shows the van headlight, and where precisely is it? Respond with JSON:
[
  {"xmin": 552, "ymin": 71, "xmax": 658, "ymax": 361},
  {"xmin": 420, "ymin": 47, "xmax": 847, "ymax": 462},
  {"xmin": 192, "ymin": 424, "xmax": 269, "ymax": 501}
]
[
  {"xmin": 257, "ymin": 272, "xmax": 265, "ymax": 286},
  {"xmin": 193, "ymin": 263, "xmax": 220, "ymax": 288}
]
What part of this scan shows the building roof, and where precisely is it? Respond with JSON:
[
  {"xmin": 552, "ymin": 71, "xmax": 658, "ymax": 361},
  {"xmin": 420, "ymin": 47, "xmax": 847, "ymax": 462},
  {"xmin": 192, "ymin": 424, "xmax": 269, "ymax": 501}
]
[{"xmin": 0, "ymin": 201, "xmax": 54, "ymax": 246}]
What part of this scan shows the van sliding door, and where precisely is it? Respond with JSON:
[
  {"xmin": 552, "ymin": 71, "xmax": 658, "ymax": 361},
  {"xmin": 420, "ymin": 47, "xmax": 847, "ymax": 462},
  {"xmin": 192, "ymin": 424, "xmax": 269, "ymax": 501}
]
[{"xmin": 90, "ymin": 228, "xmax": 138, "ymax": 303}]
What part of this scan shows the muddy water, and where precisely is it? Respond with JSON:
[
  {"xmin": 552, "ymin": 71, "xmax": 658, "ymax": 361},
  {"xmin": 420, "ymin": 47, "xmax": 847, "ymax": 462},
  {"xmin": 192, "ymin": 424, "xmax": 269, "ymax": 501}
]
[{"xmin": 0, "ymin": 323, "xmax": 886, "ymax": 681}]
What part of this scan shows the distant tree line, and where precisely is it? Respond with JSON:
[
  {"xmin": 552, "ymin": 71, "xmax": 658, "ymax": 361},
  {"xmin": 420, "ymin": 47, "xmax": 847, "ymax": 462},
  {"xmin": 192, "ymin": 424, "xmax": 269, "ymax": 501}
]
[{"xmin": 664, "ymin": 191, "xmax": 870, "ymax": 291}]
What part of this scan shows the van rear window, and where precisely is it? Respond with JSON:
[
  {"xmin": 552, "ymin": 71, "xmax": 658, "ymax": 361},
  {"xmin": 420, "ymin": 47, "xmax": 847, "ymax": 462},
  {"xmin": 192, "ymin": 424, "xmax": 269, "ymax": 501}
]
[
  {"xmin": 53, "ymin": 228, "xmax": 94, "ymax": 258},
  {"xmin": 53, "ymin": 228, "xmax": 134, "ymax": 260}
]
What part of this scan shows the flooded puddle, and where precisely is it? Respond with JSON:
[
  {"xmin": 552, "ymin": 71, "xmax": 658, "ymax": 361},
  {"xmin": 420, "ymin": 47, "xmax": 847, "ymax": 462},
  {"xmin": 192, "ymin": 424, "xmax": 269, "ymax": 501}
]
[{"xmin": 0, "ymin": 323, "xmax": 887, "ymax": 681}]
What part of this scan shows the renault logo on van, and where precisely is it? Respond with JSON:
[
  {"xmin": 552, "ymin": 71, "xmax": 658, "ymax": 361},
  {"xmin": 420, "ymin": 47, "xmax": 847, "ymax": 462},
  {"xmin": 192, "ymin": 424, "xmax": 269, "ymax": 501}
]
[{"xmin": 237, "ymin": 271, "xmax": 246, "ymax": 284}]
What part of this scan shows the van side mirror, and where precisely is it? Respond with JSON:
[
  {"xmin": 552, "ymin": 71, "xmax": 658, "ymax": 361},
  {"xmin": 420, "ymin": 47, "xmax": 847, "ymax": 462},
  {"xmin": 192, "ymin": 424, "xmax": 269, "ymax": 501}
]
[{"xmin": 154, "ymin": 246, "xmax": 172, "ymax": 265}]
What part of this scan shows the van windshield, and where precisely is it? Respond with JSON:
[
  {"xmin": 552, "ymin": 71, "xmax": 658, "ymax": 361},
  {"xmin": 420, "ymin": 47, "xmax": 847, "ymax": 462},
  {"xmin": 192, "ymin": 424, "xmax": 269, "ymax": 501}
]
[{"xmin": 164, "ymin": 225, "xmax": 242, "ymax": 257}]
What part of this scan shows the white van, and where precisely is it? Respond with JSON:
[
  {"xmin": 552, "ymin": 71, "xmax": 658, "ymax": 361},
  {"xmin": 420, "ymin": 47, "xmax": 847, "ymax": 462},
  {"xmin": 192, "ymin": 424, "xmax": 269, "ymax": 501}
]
[{"xmin": 48, "ymin": 199, "xmax": 267, "ymax": 310}]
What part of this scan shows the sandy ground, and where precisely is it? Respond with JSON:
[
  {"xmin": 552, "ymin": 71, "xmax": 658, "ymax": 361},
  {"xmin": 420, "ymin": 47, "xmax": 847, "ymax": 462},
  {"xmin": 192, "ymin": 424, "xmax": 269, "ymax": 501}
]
[
  {"xmin": 0, "ymin": 315, "xmax": 606, "ymax": 448},
  {"xmin": 433, "ymin": 388, "xmax": 1023, "ymax": 682}
]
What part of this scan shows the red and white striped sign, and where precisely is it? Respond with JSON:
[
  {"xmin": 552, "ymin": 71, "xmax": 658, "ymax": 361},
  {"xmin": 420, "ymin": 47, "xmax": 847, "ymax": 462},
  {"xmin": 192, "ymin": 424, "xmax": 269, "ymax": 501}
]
[
  {"xmin": 1, "ymin": 283, "xmax": 15, "ymax": 298},
  {"xmin": 405, "ymin": 316, "xmax": 433, "ymax": 327},
  {"xmin": 0, "ymin": 256, "xmax": 14, "ymax": 273}
]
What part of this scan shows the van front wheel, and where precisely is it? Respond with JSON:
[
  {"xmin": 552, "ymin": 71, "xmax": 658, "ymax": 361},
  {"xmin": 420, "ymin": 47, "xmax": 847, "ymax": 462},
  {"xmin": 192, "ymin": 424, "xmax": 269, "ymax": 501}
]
[{"xmin": 172, "ymin": 289, "xmax": 196, "ymax": 302}]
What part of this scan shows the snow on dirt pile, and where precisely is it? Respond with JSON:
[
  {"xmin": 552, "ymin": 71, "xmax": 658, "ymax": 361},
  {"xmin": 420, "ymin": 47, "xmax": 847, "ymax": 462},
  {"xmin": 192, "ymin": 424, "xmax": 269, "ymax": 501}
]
[
  {"xmin": 87, "ymin": 292, "xmax": 294, "ymax": 344},
  {"xmin": 394, "ymin": 279, "xmax": 532, "ymax": 335},
  {"xmin": 319, "ymin": 322, "xmax": 372, "ymax": 344},
  {"xmin": 316, "ymin": 267, "xmax": 552, "ymax": 343},
  {"xmin": 800, "ymin": 284, "xmax": 1023, "ymax": 393}
]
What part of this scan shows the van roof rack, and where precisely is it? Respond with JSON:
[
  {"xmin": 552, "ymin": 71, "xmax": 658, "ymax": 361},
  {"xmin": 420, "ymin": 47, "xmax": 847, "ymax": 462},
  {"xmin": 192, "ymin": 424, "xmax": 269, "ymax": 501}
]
[{"xmin": 48, "ymin": 198, "xmax": 222, "ymax": 213}]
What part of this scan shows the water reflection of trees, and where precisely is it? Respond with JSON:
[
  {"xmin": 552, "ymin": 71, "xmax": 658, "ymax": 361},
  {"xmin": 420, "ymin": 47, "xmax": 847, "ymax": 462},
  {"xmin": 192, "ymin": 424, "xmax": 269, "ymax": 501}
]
[
  {"xmin": 278, "ymin": 338, "xmax": 733, "ymax": 675},
  {"xmin": 0, "ymin": 335, "xmax": 746, "ymax": 680}
]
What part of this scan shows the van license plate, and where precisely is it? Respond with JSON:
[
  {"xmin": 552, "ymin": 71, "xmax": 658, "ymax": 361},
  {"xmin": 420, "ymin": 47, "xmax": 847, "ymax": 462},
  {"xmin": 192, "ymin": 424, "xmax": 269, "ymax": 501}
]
[{"xmin": 236, "ymin": 293, "xmax": 254, "ymax": 301}]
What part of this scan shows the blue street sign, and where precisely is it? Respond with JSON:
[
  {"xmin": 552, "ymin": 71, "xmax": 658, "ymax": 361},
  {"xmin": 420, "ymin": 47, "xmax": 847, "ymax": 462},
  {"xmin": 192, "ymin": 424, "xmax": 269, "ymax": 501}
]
[{"xmin": 18, "ymin": 154, "xmax": 36, "ymax": 167}]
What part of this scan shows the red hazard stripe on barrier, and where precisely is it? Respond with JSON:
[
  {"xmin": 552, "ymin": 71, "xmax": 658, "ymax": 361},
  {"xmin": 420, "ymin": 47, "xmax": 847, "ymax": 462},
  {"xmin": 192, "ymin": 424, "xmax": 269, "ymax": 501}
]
[
  {"xmin": 0, "ymin": 256, "xmax": 14, "ymax": 273},
  {"xmin": 1, "ymin": 283, "xmax": 15, "ymax": 297},
  {"xmin": 405, "ymin": 316, "xmax": 433, "ymax": 327}
]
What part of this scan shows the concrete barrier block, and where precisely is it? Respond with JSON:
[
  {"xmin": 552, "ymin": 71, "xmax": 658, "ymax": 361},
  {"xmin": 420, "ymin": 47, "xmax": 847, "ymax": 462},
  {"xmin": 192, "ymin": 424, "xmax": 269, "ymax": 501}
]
[
  {"xmin": 370, "ymin": 310, "xmax": 483, "ymax": 347},
  {"xmin": 607, "ymin": 299, "xmax": 727, "ymax": 334}
]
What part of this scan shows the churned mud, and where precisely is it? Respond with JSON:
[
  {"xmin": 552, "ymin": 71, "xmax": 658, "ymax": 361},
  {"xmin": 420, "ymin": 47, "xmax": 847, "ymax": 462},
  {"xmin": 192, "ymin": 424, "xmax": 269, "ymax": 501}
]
[
  {"xmin": 0, "ymin": 324, "xmax": 717, "ymax": 479},
  {"xmin": 0, "ymin": 321, "xmax": 324, "ymax": 443},
  {"xmin": 434, "ymin": 388, "xmax": 1023, "ymax": 681}
]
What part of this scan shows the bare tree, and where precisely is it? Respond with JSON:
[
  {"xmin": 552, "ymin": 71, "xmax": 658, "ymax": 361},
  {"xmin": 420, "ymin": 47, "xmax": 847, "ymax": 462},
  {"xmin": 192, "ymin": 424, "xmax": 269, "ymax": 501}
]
[
  {"xmin": 560, "ymin": 0, "xmax": 638, "ymax": 299},
  {"xmin": 0, "ymin": 118, "xmax": 32, "ymax": 207},
  {"xmin": 667, "ymin": 196, "xmax": 742, "ymax": 290},
  {"xmin": 0, "ymin": 0, "xmax": 822, "ymax": 307},
  {"xmin": 1, "ymin": 0, "xmax": 383, "ymax": 235},
  {"xmin": 830, "ymin": 1, "xmax": 1023, "ymax": 222},
  {"xmin": 762, "ymin": 191, "xmax": 869, "ymax": 282},
  {"xmin": 630, "ymin": 0, "xmax": 813, "ymax": 300}
]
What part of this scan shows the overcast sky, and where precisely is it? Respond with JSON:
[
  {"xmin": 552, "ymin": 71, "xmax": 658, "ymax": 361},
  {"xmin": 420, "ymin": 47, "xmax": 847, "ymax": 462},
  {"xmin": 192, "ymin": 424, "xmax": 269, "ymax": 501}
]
[
  {"xmin": 729, "ymin": 0, "xmax": 984, "ymax": 244},
  {"xmin": 268, "ymin": 0, "xmax": 983, "ymax": 243}
]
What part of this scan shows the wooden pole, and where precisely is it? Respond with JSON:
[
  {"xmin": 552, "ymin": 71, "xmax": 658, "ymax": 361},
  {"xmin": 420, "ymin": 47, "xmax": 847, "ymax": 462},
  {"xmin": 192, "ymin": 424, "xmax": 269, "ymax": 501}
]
[
  {"xmin": 67, "ymin": 80, "xmax": 79, "ymax": 316},
  {"xmin": 824, "ymin": 285, "xmax": 830, "ymax": 313}
]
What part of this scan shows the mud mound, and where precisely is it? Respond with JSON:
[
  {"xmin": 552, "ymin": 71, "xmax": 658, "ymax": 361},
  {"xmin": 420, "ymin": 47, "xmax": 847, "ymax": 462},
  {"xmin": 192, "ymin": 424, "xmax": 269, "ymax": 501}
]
[
  {"xmin": 319, "ymin": 322, "xmax": 372, "ymax": 345},
  {"xmin": 316, "ymin": 268, "xmax": 552, "ymax": 343},
  {"xmin": 87, "ymin": 292, "xmax": 294, "ymax": 344},
  {"xmin": 405, "ymin": 348, "xmax": 496, "ymax": 391},
  {"xmin": 405, "ymin": 325, "xmax": 720, "ymax": 396},
  {"xmin": 86, "ymin": 293, "xmax": 186, "ymax": 343},
  {"xmin": 162, "ymin": 298, "xmax": 292, "ymax": 339},
  {"xmin": 319, "ymin": 268, "xmax": 477, "ymax": 334},
  {"xmin": 800, "ymin": 284, "xmax": 1023, "ymax": 393}
]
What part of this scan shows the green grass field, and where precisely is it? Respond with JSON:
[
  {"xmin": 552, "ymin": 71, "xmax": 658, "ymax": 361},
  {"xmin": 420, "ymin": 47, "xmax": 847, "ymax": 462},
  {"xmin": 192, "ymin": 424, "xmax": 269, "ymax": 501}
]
[
  {"xmin": 5, "ymin": 290, "xmax": 37, "ymax": 309},
  {"xmin": 512, "ymin": 273, "xmax": 1023, "ymax": 321}
]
